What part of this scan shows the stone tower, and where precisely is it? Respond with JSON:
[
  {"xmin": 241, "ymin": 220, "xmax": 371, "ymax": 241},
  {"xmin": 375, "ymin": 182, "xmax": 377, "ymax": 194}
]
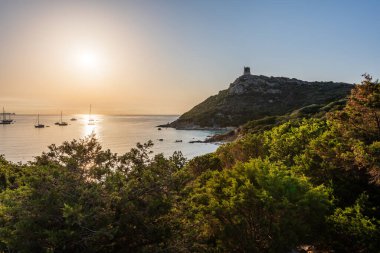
[{"xmin": 244, "ymin": 66, "xmax": 251, "ymax": 75}]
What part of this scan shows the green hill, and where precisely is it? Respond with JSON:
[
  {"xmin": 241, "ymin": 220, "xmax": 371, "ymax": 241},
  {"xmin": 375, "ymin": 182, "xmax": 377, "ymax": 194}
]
[
  {"xmin": 169, "ymin": 68, "xmax": 352, "ymax": 129},
  {"xmin": 206, "ymin": 98, "xmax": 347, "ymax": 142}
]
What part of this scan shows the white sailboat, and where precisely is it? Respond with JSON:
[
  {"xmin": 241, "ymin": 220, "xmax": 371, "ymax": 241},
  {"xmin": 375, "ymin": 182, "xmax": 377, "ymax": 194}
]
[
  {"xmin": 57, "ymin": 111, "xmax": 68, "ymax": 126},
  {"xmin": 0, "ymin": 107, "xmax": 13, "ymax": 124},
  {"xmin": 34, "ymin": 114, "xmax": 45, "ymax": 128},
  {"xmin": 88, "ymin": 104, "xmax": 95, "ymax": 125}
]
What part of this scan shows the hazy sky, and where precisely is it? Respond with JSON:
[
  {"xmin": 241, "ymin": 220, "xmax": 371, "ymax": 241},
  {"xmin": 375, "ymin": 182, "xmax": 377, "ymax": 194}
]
[{"xmin": 1, "ymin": 0, "xmax": 379, "ymax": 114}]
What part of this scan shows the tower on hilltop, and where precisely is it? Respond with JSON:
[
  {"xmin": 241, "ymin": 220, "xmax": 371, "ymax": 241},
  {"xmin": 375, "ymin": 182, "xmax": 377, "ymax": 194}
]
[{"xmin": 244, "ymin": 66, "xmax": 251, "ymax": 75}]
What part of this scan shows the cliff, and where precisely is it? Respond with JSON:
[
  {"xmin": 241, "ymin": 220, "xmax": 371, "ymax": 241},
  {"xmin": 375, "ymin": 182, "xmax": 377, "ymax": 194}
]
[{"xmin": 168, "ymin": 70, "xmax": 352, "ymax": 129}]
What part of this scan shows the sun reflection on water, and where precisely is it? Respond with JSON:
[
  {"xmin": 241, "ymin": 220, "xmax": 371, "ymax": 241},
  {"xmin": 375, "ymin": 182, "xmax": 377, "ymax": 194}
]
[
  {"xmin": 80, "ymin": 114, "xmax": 102, "ymax": 137},
  {"xmin": 83, "ymin": 123, "xmax": 97, "ymax": 137}
]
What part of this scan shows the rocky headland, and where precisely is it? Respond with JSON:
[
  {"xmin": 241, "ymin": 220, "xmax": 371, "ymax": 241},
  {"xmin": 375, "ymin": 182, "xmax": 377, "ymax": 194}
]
[{"xmin": 166, "ymin": 67, "xmax": 352, "ymax": 130}]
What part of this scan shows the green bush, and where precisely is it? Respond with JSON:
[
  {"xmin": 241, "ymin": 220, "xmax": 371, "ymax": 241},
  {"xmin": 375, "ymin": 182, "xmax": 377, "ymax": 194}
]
[{"xmin": 183, "ymin": 159, "xmax": 331, "ymax": 252}]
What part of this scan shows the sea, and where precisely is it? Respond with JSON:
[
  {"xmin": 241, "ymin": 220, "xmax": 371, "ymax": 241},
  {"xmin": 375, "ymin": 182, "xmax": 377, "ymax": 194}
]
[{"xmin": 0, "ymin": 115, "xmax": 222, "ymax": 163}]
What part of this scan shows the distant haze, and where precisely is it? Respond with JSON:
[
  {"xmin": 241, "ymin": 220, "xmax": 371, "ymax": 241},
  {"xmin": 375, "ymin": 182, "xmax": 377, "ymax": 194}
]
[{"xmin": 1, "ymin": 0, "xmax": 379, "ymax": 114}]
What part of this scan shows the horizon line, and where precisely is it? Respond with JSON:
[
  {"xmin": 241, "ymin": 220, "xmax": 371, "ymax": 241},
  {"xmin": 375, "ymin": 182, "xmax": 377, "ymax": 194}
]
[{"xmin": 10, "ymin": 113, "xmax": 181, "ymax": 116}]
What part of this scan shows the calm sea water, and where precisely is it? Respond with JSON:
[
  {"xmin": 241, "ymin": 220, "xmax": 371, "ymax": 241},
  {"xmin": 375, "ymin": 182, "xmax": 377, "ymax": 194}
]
[{"xmin": 0, "ymin": 115, "xmax": 221, "ymax": 163}]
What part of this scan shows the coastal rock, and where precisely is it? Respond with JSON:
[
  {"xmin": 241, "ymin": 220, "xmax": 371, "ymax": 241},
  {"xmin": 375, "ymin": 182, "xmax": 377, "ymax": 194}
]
[{"xmin": 168, "ymin": 68, "xmax": 353, "ymax": 128}]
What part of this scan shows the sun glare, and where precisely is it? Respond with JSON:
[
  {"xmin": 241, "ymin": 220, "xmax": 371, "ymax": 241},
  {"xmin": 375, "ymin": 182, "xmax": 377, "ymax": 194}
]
[{"xmin": 77, "ymin": 50, "xmax": 101, "ymax": 71}]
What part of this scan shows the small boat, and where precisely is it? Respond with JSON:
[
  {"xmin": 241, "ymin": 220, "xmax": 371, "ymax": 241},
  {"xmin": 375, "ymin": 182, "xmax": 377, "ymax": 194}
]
[
  {"xmin": 0, "ymin": 107, "xmax": 14, "ymax": 124},
  {"xmin": 57, "ymin": 111, "xmax": 68, "ymax": 126},
  {"xmin": 175, "ymin": 140, "xmax": 183, "ymax": 143},
  {"xmin": 34, "ymin": 114, "xmax": 45, "ymax": 128},
  {"xmin": 88, "ymin": 104, "xmax": 95, "ymax": 125}
]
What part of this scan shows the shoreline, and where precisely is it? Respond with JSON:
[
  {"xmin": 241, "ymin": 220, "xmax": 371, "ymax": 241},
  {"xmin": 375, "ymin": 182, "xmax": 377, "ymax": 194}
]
[
  {"xmin": 156, "ymin": 124, "xmax": 235, "ymax": 131},
  {"xmin": 156, "ymin": 124, "xmax": 237, "ymax": 143}
]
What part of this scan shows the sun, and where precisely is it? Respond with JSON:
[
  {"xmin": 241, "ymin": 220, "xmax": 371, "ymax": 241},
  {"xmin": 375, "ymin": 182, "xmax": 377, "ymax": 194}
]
[
  {"xmin": 68, "ymin": 46, "xmax": 108, "ymax": 79},
  {"xmin": 76, "ymin": 50, "xmax": 101, "ymax": 71}
]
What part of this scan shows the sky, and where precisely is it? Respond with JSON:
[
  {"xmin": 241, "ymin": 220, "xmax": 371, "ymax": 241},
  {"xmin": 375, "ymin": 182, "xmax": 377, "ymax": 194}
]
[{"xmin": 0, "ymin": 0, "xmax": 380, "ymax": 115}]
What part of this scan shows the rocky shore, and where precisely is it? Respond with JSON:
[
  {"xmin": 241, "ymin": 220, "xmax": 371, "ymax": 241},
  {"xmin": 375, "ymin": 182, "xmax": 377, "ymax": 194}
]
[{"xmin": 167, "ymin": 68, "xmax": 352, "ymax": 129}]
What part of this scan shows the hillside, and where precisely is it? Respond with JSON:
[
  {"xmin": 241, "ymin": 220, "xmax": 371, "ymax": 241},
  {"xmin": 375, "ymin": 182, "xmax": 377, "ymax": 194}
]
[
  {"xmin": 168, "ymin": 67, "xmax": 352, "ymax": 129},
  {"xmin": 206, "ymin": 98, "xmax": 347, "ymax": 142}
]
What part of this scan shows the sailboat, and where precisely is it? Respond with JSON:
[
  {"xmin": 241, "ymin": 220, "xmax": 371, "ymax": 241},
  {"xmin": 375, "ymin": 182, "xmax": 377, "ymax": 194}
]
[
  {"xmin": 88, "ymin": 104, "xmax": 95, "ymax": 125},
  {"xmin": 34, "ymin": 114, "xmax": 45, "ymax": 128},
  {"xmin": 0, "ymin": 107, "xmax": 13, "ymax": 124},
  {"xmin": 57, "ymin": 111, "xmax": 68, "ymax": 126}
]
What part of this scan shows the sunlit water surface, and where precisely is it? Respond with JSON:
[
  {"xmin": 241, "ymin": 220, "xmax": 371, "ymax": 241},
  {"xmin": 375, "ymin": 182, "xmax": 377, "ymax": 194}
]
[{"xmin": 0, "ymin": 115, "xmax": 222, "ymax": 163}]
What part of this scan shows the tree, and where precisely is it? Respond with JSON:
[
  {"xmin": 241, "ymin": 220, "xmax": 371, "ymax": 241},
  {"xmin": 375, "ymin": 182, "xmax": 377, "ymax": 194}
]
[
  {"xmin": 181, "ymin": 158, "xmax": 331, "ymax": 252},
  {"xmin": 0, "ymin": 135, "xmax": 187, "ymax": 252},
  {"xmin": 327, "ymin": 193, "xmax": 380, "ymax": 252},
  {"xmin": 333, "ymin": 74, "xmax": 380, "ymax": 143}
]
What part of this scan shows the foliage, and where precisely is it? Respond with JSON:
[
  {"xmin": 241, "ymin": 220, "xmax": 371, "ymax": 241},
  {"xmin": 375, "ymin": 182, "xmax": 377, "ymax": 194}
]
[
  {"xmin": 327, "ymin": 194, "xmax": 380, "ymax": 252},
  {"xmin": 216, "ymin": 133, "xmax": 265, "ymax": 168},
  {"xmin": 329, "ymin": 74, "xmax": 380, "ymax": 184},
  {"xmin": 207, "ymin": 75, "xmax": 380, "ymax": 251},
  {"xmin": 180, "ymin": 159, "xmax": 331, "ymax": 252},
  {"xmin": 215, "ymin": 118, "xmax": 327, "ymax": 169},
  {"xmin": 186, "ymin": 153, "xmax": 222, "ymax": 177},
  {"xmin": 0, "ymin": 75, "xmax": 380, "ymax": 252},
  {"xmin": 241, "ymin": 99, "xmax": 347, "ymax": 136},
  {"xmin": 0, "ymin": 135, "xmax": 187, "ymax": 252}
]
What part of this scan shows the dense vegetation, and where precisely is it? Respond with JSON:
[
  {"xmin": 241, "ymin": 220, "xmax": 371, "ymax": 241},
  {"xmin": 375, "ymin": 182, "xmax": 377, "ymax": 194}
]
[
  {"xmin": 206, "ymin": 98, "xmax": 347, "ymax": 142},
  {"xmin": 0, "ymin": 75, "xmax": 379, "ymax": 252},
  {"xmin": 170, "ymin": 74, "xmax": 351, "ymax": 128}
]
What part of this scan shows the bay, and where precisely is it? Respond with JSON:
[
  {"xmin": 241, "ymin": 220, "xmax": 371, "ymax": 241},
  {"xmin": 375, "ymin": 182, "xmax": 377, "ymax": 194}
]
[{"xmin": 0, "ymin": 115, "xmax": 221, "ymax": 163}]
